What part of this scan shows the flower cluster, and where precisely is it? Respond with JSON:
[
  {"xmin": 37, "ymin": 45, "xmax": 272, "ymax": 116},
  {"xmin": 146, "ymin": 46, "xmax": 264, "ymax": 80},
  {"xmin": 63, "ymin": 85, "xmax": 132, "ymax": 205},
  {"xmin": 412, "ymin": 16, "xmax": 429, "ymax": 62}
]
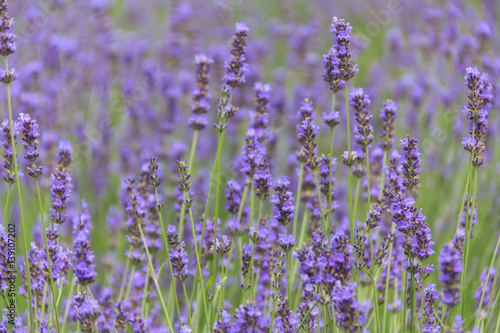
[
  {"xmin": 222, "ymin": 23, "xmax": 249, "ymax": 88},
  {"xmin": 297, "ymin": 118, "xmax": 320, "ymax": 169},
  {"xmin": 330, "ymin": 17, "xmax": 358, "ymax": 81},
  {"xmin": 379, "ymin": 100, "xmax": 398, "ymax": 150},
  {"xmin": 351, "ymin": 87, "xmax": 373, "ymax": 149},
  {"xmin": 189, "ymin": 54, "xmax": 213, "ymax": 130}
]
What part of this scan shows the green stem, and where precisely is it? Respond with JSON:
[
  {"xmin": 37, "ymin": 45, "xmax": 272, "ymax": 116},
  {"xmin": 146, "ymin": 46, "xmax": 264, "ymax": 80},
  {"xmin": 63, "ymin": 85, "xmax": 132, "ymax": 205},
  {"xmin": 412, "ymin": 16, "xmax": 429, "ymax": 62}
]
[
  {"xmin": 353, "ymin": 179, "xmax": 361, "ymax": 225},
  {"xmin": 382, "ymin": 223, "xmax": 395, "ymax": 330},
  {"xmin": 141, "ymin": 266, "xmax": 150, "ymax": 316},
  {"xmin": 5, "ymin": 56, "xmax": 34, "ymax": 330},
  {"xmin": 185, "ymin": 191, "xmax": 210, "ymax": 330},
  {"xmin": 188, "ymin": 130, "xmax": 199, "ymax": 168},
  {"xmin": 293, "ymin": 164, "xmax": 304, "ymax": 238},
  {"xmin": 366, "ymin": 147, "xmax": 372, "ymax": 209},
  {"xmin": 379, "ymin": 150, "xmax": 387, "ymax": 198},
  {"xmin": 410, "ymin": 259, "xmax": 416, "ymax": 333},
  {"xmin": 137, "ymin": 223, "xmax": 176, "ymax": 331},
  {"xmin": 296, "ymin": 301, "xmax": 318, "ymax": 332},
  {"xmin": 286, "ymin": 251, "xmax": 291, "ymax": 303},
  {"xmin": 269, "ymin": 299, "xmax": 277, "ymax": 333},
  {"xmin": 35, "ymin": 179, "xmax": 61, "ymax": 332},
  {"xmin": 313, "ymin": 170, "xmax": 328, "ymax": 236},
  {"xmin": 327, "ymin": 126, "xmax": 334, "ymax": 245},
  {"xmin": 212, "ymin": 130, "xmax": 225, "ymax": 283},
  {"xmin": 61, "ymin": 277, "xmax": 76, "ymax": 333},
  {"xmin": 125, "ymin": 265, "xmax": 135, "ymax": 300},
  {"xmin": 182, "ymin": 283, "xmax": 192, "ymax": 327},
  {"xmin": 1, "ymin": 184, "xmax": 10, "ymax": 226}
]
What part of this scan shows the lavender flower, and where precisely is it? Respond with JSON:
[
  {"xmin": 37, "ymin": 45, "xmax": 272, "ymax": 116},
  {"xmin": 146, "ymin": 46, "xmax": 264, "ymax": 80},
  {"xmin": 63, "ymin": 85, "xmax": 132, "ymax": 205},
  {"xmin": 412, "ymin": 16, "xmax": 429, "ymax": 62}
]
[
  {"xmin": 1, "ymin": 118, "xmax": 19, "ymax": 184},
  {"xmin": 222, "ymin": 23, "xmax": 249, "ymax": 88},
  {"xmin": 322, "ymin": 110, "xmax": 340, "ymax": 128},
  {"xmin": 241, "ymin": 127, "xmax": 266, "ymax": 186},
  {"xmin": 216, "ymin": 235, "xmax": 231, "ymax": 256},
  {"xmin": 225, "ymin": 179, "xmax": 242, "ymax": 215},
  {"xmin": 250, "ymin": 82, "xmax": 271, "ymax": 142},
  {"xmin": 253, "ymin": 158, "xmax": 272, "ymax": 201},
  {"xmin": 350, "ymin": 87, "xmax": 373, "ymax": 148},
  {"xmin": 297, "ymin": 98, "xmax": 315, "ymax": 121},
  {"xmin": 379, "ymin": 100, "xmax": 398, "ymax": 150},
  {"xmin": 297, "ymin": 118, "xmax": 320, "ymax": 169},
  {"xmin": 421, "ymin": 284, "xmax": 440, "ymax": 333},
  {"xmin": 189, "ymin": 54, "xmax": 213, "ymax": 130},
  {"xmin": 331, "ymin": 17, "xmax": 358, "ymax": 81},
  {"xmin": 0, "ymin": 1, "xmax": 16, "ymax": 83},
  {"xmin": 439, "ymin": 243, "xmax": 462, "ymax": 307},
  {"xmin": 170, "ymin": 245, "xmax": 189, "ymax": 283},
  {"xmin": 49, "ymin": 141, "xmax": 73, "ymax": 225},
  {"xmin": 400, "ymin": 136, "xmax": 421, "ymax": 192},
  {"xmin": 271, "ymin": 176, "xmax": 295, "ymax": 227},
  {"xmin": 277, "ymin": 233, "xmax": 295, "ymax": 252},
  {"xmin": 474, "ymin": 267, "xmax": 496, "ymax": 316},
  {"xmin": 18, "ymin": 113, "xmax": 43, "ymax": 178},
  {"xmin": 72, "ymin": 203, "xmax": 97, "ymax": 286},
  {"xmin": 332, "ymin": 282, "xmax": 366, "ymax": 332},
  {"xmin": 322, "ymin": 47, "xmax": 344, "ymax": 92}
]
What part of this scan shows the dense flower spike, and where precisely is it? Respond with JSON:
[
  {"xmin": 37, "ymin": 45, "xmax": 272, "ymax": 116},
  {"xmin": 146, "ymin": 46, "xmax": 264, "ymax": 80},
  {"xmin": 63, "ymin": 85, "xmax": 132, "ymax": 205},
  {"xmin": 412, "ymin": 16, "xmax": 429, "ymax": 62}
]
[
  {"xmin": 350, "ymin": 87, "xmax": 373, "ymax": 148},
  {"xmin": 332, "ymin": 282, "xmax": 366, "ymax": 332},
  {"xmin": 49, "ymin": 141, "xmax": 73, "ymax": 225},
  {"xmin": 439, "ymin": 243, "xmax": 462, "ymax": 307},
  {"xmin": 379, "ymin": 100, "xmax": 398, "ymax": 150},
  {"xmin": 18, "ymin": 113, "xmax": 43, "ymax": 178},
  {"xmin": 271, "ymin": 176, "xmax": 295, "ymax": 227},
  {"xmin": 322, "ymin": 47, "xmax": 344, "ymax": 92},
  {"xmin": 462, "ymin": 67, "xmax": 489, "ymax": 168},
  {"xmin": 189, "ymin": 54, "xmax": 213, "ymax": 130},
  {"xmin": 1, "ymin": 118, "xmax": 18, "ymax": 184},
  {"xmin": 222, "ymin": 23, "xmax": 249, "ymax": 88},
  {"xmin": 0, "ymin": 1, "xmax": 16, "ymax": 83},
  {"xmin": 250, "ymin": 82, "xmax": 271, "ymax": 142},
  {"xmin": 400, "ymin": 136, "xmax": 421, "ymax": 192},
  {"xmin": 253, "ymin": 158, "xmax": 272, "ymax": 201},
  {"xmin": 322, "ymin": 110, "xmax": 340, "ymax": 128},
  {"xmin": 72, "ymin": 202, "xmax": 97, "ymax": 286},
  {"xmin": 421, "ymin": 284, "xmax": 440, "ymax": 333},
  {"xmin": 297, "ymin": 118, "xmax": 320, "ymax": 169},
  {"xmin": 331, "ymin": 17, "xmax": 358, "ymax": 81}
]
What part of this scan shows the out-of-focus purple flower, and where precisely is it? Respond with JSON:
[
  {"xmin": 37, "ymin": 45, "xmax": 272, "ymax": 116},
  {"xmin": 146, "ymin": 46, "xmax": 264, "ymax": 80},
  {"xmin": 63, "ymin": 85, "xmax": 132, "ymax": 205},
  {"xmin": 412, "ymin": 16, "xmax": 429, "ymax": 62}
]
[
  {"xmin": 332, "ymin": 282, "xmax": 366, "ymax": 332},
  {"xmin": 225, "ymin": 179, "xmax": 242, "ymax": 215},
  {"xmin": 72, "ymin": 293, "xmax": 100, "ymax": 333},
  {"xmin": 342, "ymin": 150, "xmax": 358, "ymax": 167},
  {"xmin": 216, "ymin": 235, "xmax": 231, "ymax": 256},
  {"xmin": 439, "ymin": 243, "xmax": 462, "ymax": 307},
  {"xmin": 146, "ymin": 156, "xmax": 160, "ymax": 190},
  {"xmin": 232, "ymin": 303, "xmax": 268, "ymax": 331},
  {"xmin": 250, "ymin": 82, "xmax": 271, "ymax": 142},
  {"xmin": 421, "ymin": 284, "xmax": 440, "ymax": 333},
  {"xmin": 72, "ymin": 202, "xmax": 97, "ymax": 286},
  {"xmin": 189, "ymin": 54, "xmax": 213, "ymax": 130},
  {"xmin": 297, "ymin": 98, "xmax": 315, "ymax": 121},
  {"xmin": 213, "ymin": 310, "xmax": 232, "ymax": 332},
  {"xmin": 277, "ymin": 233, "xmax": 295, "ymax": 252},
  {"xmin": 322, "ymin": 111, "xmax": 340, "ymax": 128},
  {"xmin": 331, "ymin": 17, "xmax": 358, "ymax": 81},
  {"xmin": 170, "ymin": 245, "xmax": 189, "ymax": 283},
  {"xmin": 379, "ymin": 100, "xmax": 398, "ymax": 150},
  {"xmin": 49, "ymin": 141, "xmax": 73, "ymax": 225},
  {"xmin": 271, "ymin": 176, "xmax": 295, "ymax": 227},
  {"xmin": 474, "ymin": 267, "xmax": 496, "ymax": 316},
  {"xmin": 241, "ymin": 127, "xmax": 266, "ymax": 184},
  {"xmin": 222, "ymin": 23, "xmax": 249, "ymax": 88},
  {"xmin": 0, "ymin": 2, "xmax": 16, "ymax": 83},
  {"xmin": 165, "ymin": 224, "xmax": 181, "ymax": 249}
]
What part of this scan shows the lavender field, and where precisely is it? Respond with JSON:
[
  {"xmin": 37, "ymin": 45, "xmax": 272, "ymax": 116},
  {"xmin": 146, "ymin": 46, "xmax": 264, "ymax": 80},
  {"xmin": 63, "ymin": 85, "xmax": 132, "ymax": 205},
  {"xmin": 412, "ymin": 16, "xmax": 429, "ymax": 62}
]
[{"xmin": 1, "ymin": 0, "xmax": 499, "ymax": 332}]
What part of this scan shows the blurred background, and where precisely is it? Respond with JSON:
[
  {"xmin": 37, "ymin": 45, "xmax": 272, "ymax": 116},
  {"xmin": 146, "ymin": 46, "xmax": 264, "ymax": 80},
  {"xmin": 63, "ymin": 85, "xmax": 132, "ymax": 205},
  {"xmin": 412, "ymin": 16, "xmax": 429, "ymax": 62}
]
[{"xmin": 2, "ymin": 0, "xmax": 500, "ymax": 314}]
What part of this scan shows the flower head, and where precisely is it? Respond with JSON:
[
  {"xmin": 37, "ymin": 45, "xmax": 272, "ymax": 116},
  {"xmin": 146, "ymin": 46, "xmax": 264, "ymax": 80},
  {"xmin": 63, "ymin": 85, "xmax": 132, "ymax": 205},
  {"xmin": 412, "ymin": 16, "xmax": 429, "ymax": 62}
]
[{"xmin": 222, "ymin": 23, "xmax": 249, "ymax": 88}]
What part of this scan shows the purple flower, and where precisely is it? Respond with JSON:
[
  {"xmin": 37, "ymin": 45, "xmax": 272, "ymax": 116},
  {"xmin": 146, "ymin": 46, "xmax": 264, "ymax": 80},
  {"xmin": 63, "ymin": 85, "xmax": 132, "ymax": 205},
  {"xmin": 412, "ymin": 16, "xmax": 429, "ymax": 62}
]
[
  {"xmin": 1, "ymin": 118, "xmax": 20, "ymax": 184},
  {"xmin": 379, "ymin": 100, "xmax": 398, "ymax": 150},
  {"xmin": 322, "ymin": 47, "xmax": 344, "ymax": 92},
  {"xmin": 330, "ymin": 17, "xmax": 358, "ymax": 81},
  {"xmin": 439, "ymin": 243, "xmax": 462, "ymax": 307},
  {"xmin": 225, "ymin": 179, "xmax": 242, "ymax": 215},
  {"xmin": 250, "ymin": 82, "xmax": 271, "ymax": 142},
  {"xmin": 189, "ymin": 54, "xmax": 213, "ymax": 130},
  {"xmin": 277, "ymin": 233, "xmax": 295, "ymax": 252},
  {"xmin": 253, "ymin": 158, "xmax": 273, "ymax": 201},
  {"xmin": 474, "ymin": 267, "xmax": 496, "ymax": 316},
  {"xmin": 170, "ymin": 246, "xmax": 189, "ymax": 283},
  {"xmin": 421, "ymin": 284, "xmax": 440, "ymax": 333},
  {"xmin": 17, "ymin": 113, "xmax": 43, "ymax": 178},
  {"xmin": 240, "ymin": 127, "xmax": 266, "ymax": 183},
  {"xmin": 271, "ymin": 176, "xmax": 295, "ymax": 227},
  {"xmin": 332, "ymin": 282, "xmax": 366, "ymax": 332},
  {"xmin": 222, "ymin": 23, "xmax": 249, "ymax": 88},
  {"xmin": 72, "ymin": 202, "xmax": 97, "ymax": 286},
  {"xmin": 297, "ymin": 98, "xmax": 315, "ymax": 121},
  {"xmin": 350, "ymin": 87, "xmax": 373, "ymax": 149},
  {"xmin": 322, "ymin": 111, "xmax": 340, "ymax": 128},
  {"xmin": 216, "ymin": 235, "xmax": 231, "ymax": 256},
  {"xmin": 297, "ymin": 118, "xmax": 320, "ymax": 169},
  {"xmin": 400, "ymin": 136, "xmax": 421, "ymax": 192}
]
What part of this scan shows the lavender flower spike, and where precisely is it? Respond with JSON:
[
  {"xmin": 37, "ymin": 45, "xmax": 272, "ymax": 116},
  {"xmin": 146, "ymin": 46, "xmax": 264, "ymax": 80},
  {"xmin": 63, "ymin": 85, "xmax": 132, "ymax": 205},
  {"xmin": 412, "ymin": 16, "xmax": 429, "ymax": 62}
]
[
  {"xmin": 439, "ymin": 243, "xmax": 462, "ymax": 307},
  {"xmin": 18, "ymin": 113, "xmax": 43, "ymax": 178},
  {"xmin": 189, "ymin": 54, "xmax": 213, "ymax": 130},
  {"xmin": 271, "ymin": 176, "xmax": 295, "ymax": 227},
  {"xmin": 72, "ymin": 202, "xmax": 97, "ymax": 286},
  {"xmin": 222, "ymin": 22, "xmax": 249, "ymax": 88},
  {"xmin": 331, "ymin": 17, "xmax": 358, "ymax": 81},
  {"xmin": 400, "ymin": 135, "xmax": 420, "ymax": 192},
  {"xmin": 379, "ymin": 100, "xmax": 398, "ymax": 150}
]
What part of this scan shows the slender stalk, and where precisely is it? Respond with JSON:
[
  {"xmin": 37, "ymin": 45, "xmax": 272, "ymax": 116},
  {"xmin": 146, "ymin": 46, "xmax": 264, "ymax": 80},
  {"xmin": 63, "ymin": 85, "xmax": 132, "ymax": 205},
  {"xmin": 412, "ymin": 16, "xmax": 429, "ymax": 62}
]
[
  {"xmin": 5, "ymin": 56, "xmax": 34, "ymax": 330},
  {"xmin": 137, "ymin": 223, "xmax": 176, "ymax": 331},
  {"xmin": 366, "ymin": 147, "xmax": 372, "ymax": 209},
  {"xmin": 125, "ymin": 265, "xmax": 135, "ymax": 300},
  {"xmin": 188, "ymin": 130, "xmax": 199, "ymax": 167},
  {"xmin": 269, "ymin": 299, "xmax": 277, "ymax": 333},
  {"xmin": 212, "ymin": 130, "xmax": 225, "ymax": 281},
  {"xmin": 476, "ymin": 234, "xmax": 500, "ymax": 327},
  {"xmin": 378, "ymin": 150, "xmax": 387, "ymax": 198},
  {"xmin": 117, "ymin": 252, "xmax": 131, "ymax": 301},
  {"xmin": 286, "ymin": 251, "xmax": 291, "ymax": 303},
  {"xmin": 327, "ymin": 126, "xmax": 334, "ymax": 245},
  {"xmin": 86, "ymin": 286, "xmax": 112, "ymax": 332},
  {"xmin": 293, "ymin": 164, "xmax": 304, "ymax": 238},
  {"xmin": 382, "ymin": 223, "xmax": 395, "ymax": 330},
  {"xmin": 182, "ymin": 283, "xmax": 192, "ymax": 327},
  {"xmin": 141, "ymin": 266, "xmax": 150, "ymax": 316},
  {"xmin": 61, "ymin": 277, "xmax": 76, "ymax": 333},
  {"xmin": 410, "ymin": 258, "xmax": 416, "ymax": 333},
  {"xmin": 353, "ymin": 179, "xmax": 361, "ymax": 224},
  {"xmin": 345, "ymin": 81, "xmax": 354, "ymax": 245},
  {"xmin": 485, "ymin": 249, "xmax": 500, "ymax": 331},
  {"xmin": 296, "ymin": 301, "xmax": 318, "ymax": 332},
  {"xmin": 186, "ymin": 191, "xmax": 210, "ymax": 330},
  {"xmin": 313, "ymin": 170, "xmax": 328, "ymax": 235},
  {"xmin": 35, "ymin": 179, "xmax": 61, "ymax": 332},
  {"xmin": 1, "ymin": 184, "xmax": 10, "ymax": 226}
]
